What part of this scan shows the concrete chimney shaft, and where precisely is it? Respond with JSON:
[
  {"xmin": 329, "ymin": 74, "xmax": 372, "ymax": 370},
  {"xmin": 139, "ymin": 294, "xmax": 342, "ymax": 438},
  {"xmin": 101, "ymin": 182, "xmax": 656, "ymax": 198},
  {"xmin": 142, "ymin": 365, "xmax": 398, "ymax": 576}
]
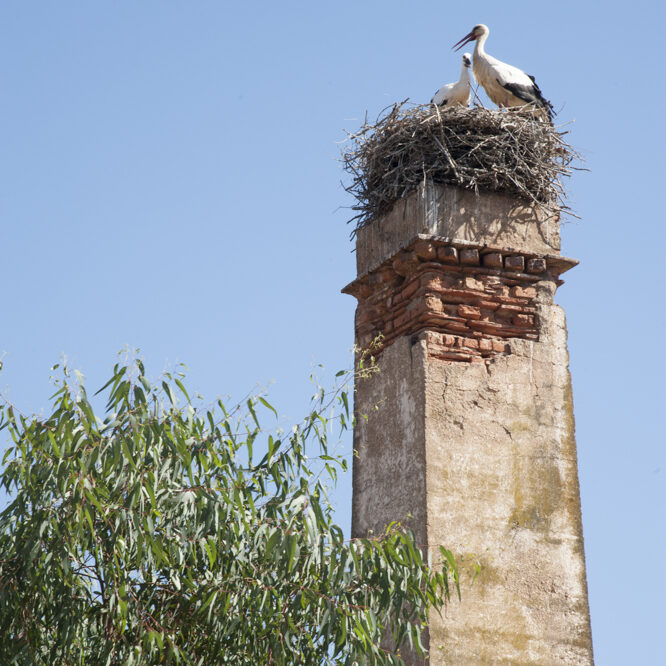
[{"xmin": 344, "ymin": 183, "xmax": 594, "ymax": 665}]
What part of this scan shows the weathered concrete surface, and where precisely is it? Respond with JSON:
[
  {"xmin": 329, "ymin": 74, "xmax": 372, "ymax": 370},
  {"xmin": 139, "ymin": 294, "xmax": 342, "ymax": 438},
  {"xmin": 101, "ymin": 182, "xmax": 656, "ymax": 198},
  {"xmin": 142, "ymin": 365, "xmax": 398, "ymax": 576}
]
[
  {"xmin": 356, "ymin": 183, "xmax": 561, "ymax": 276},
  {"xmin": 352, "ymin": 335, "xmax": 428, "ymax": 547},
  {"xmin": 423, "ymin": 289, "xmax": 593, "ymax": 665},
  {"xmin": 350, "ymin": 186, "xmax": 593, "ymax": 665}
]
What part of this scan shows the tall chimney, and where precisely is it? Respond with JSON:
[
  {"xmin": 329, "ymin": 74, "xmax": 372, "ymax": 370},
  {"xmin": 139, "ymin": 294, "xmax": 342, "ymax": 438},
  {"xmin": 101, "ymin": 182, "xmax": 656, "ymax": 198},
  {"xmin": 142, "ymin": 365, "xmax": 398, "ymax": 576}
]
[{"xmin": 344, "ymin": 182, "xmax": 594, "ymax": 664}]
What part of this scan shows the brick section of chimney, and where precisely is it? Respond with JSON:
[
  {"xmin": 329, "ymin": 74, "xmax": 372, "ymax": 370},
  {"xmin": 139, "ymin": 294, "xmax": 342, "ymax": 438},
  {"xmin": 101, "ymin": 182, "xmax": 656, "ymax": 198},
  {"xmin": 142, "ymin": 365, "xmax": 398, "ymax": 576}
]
[{"xmin": 343, "ymin": 235, "xmax": 576, "ymax": 362}]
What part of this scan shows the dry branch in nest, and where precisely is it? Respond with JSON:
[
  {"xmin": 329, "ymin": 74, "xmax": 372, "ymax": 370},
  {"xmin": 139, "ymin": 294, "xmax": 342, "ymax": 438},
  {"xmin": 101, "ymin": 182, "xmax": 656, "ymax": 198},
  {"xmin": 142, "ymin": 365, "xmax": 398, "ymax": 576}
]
[{"xmin": 342, "ymin": 102, "xmax": 579, "ymax": 233}]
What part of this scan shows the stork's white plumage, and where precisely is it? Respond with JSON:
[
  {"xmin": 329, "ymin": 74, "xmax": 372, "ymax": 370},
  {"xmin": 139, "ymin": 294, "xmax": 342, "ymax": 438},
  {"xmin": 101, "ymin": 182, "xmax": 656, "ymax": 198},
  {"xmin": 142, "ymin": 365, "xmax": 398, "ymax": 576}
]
[
  {"xmin": 431, "ymin": 53, "xmax": 473, "ymax": 108},
  {"xmin": 453, "ymin": 24, "xmax": 553, "ymax": 120}
]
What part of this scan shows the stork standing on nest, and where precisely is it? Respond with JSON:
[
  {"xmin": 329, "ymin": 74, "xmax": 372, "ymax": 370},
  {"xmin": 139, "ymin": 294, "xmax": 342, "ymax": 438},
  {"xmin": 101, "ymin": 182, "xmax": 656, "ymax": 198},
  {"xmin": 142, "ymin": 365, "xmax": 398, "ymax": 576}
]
[
  {"xmin": 453, "ymin": 24, "xmax": 554, "ymax": 120},
  {"xmin": 431, "ymin": 52, "xmax": 473, "ymax": 108}
]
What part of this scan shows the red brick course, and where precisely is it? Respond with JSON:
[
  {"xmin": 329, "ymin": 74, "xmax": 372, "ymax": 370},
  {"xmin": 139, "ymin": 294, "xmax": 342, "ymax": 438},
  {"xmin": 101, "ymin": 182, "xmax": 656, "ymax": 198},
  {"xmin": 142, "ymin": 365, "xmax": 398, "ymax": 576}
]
[{"xmin": 344, "ymin": 238, "xmax": 575, "ymax": 363}]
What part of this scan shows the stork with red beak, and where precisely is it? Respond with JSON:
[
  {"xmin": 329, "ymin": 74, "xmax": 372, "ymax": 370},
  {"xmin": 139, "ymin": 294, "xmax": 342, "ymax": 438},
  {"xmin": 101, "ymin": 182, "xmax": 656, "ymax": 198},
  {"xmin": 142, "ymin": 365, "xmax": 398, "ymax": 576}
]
[
  {"xmin": 453, "ymin": 24, "xmax": 554, "ymax": 120},
  {"xmin": 431, "ymin": 53, "xmax": 473, "ymax": 108}
]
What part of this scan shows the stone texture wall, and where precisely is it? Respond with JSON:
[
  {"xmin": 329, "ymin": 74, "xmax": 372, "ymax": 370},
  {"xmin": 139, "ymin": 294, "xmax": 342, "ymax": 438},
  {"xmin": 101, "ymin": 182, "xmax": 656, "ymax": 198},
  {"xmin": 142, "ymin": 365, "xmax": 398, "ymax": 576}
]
[{"xmin": 346, "ymin": 184, "xmax": 594, "ymax": 665}]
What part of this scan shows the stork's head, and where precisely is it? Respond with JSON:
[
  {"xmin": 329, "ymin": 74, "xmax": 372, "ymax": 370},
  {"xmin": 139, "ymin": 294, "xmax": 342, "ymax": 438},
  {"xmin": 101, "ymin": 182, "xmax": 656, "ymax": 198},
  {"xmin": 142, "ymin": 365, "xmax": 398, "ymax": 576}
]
[
  {"xmin": 462, "ymin": 53, "xmax": 472, "ymax": 68},
  {"xmin": 453, "ymin": 24, "xmax": 489, "ymax": 51}
]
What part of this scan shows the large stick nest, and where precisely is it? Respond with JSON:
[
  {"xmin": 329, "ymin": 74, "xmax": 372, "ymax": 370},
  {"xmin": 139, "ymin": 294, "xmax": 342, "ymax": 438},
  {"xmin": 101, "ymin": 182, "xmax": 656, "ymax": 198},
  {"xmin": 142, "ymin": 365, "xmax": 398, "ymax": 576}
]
[{"xmin": 342, "ymin": 102, "xmax": 579, "ymax": 233}]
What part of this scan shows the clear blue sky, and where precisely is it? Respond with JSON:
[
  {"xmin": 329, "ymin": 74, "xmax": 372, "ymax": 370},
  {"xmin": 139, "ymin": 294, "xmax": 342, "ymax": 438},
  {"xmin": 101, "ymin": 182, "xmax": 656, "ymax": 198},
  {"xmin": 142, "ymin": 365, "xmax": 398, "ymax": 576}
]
[{"xmin": 1, "ymin": 2, "xmax": 664, "ymax": 663}]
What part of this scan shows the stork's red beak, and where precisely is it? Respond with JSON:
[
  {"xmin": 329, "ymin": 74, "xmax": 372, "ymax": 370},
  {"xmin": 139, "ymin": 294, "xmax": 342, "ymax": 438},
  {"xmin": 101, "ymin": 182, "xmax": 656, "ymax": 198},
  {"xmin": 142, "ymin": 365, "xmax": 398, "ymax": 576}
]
[{"xmin": 453, "ymin": 31, "xmax": 475, "ymax": 51}]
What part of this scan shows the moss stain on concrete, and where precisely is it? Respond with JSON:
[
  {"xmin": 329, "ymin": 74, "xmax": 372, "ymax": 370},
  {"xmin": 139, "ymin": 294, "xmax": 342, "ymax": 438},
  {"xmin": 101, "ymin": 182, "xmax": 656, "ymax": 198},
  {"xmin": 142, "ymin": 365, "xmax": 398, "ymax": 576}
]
[{"xmin": 509, "ymin": 444, "xmax": 562, "ymax": 533}]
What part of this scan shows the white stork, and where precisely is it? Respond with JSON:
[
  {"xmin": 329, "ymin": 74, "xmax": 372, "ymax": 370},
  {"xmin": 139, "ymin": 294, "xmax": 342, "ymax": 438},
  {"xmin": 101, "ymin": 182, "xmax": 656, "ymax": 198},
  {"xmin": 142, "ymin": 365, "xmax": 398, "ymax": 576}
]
[
  {"xmin": 453, "ymin": 24, "xmax": 554, "ymax": 120},
  {"xmin": 431, "ymin": 53, "xmax": 473, "ymax": 108}
]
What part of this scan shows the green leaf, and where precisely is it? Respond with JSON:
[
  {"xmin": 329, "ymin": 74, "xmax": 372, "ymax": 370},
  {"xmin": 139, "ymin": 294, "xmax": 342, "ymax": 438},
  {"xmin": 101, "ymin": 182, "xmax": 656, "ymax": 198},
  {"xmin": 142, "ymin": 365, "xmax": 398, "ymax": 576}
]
[
  {"xmin": 174, "ymin": 378, "xmax": 190, "ymax": 403},
  {"xmin": 83, "ymin": 505, "xmax": 94, "ymax": 533},
  {"xmin": 204, "ymin": 539, "xmax": 217, "ymax": 568},
  {"xmin": 47, "ymin": 431, "xmax": 61, "ymax": 457},
  {"xmin": 258, "ymin": 397, "xmax": 277, "ymax": 418},
  {"xmin": 162, "ymin": 381, "xmax": 176, "ymax": 405},
  {"xmin": 121, "ymin": 437, "xmax": 137, "ymax": 470},
  {"xmin": 247, "ymin": 399, "xmax": 259, "ymax": 428},
  {"xmin": 265, "ymin": 529, "xmax": 281, "ymax": 557}
]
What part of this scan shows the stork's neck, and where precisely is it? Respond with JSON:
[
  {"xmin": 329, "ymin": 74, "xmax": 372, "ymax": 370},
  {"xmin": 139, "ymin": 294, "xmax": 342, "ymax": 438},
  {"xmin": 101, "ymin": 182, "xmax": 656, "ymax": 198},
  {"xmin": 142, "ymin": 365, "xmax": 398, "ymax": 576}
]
[
  {"xmin": 460, "ymin": 64, "xmax": 470, "ymax": 83},
  {"xmin": 474, "ymin": 32, "xmax": 488, "ymax": 58}
]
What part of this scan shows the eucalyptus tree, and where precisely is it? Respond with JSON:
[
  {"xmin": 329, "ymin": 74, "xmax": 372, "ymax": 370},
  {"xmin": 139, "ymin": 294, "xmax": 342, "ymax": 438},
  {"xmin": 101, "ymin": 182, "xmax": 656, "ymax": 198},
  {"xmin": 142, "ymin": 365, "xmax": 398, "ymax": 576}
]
[{"xmin": 0, "ymin": 358, "xmax": 457, "ymax": 665}]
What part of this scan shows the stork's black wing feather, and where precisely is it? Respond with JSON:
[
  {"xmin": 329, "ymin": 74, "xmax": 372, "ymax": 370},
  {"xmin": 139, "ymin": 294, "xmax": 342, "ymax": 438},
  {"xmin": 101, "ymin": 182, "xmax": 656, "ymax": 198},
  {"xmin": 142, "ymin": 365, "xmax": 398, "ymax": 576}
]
[{"xmin": 499, "ymin": 75, "xmax": 555, "ymax": 121}]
